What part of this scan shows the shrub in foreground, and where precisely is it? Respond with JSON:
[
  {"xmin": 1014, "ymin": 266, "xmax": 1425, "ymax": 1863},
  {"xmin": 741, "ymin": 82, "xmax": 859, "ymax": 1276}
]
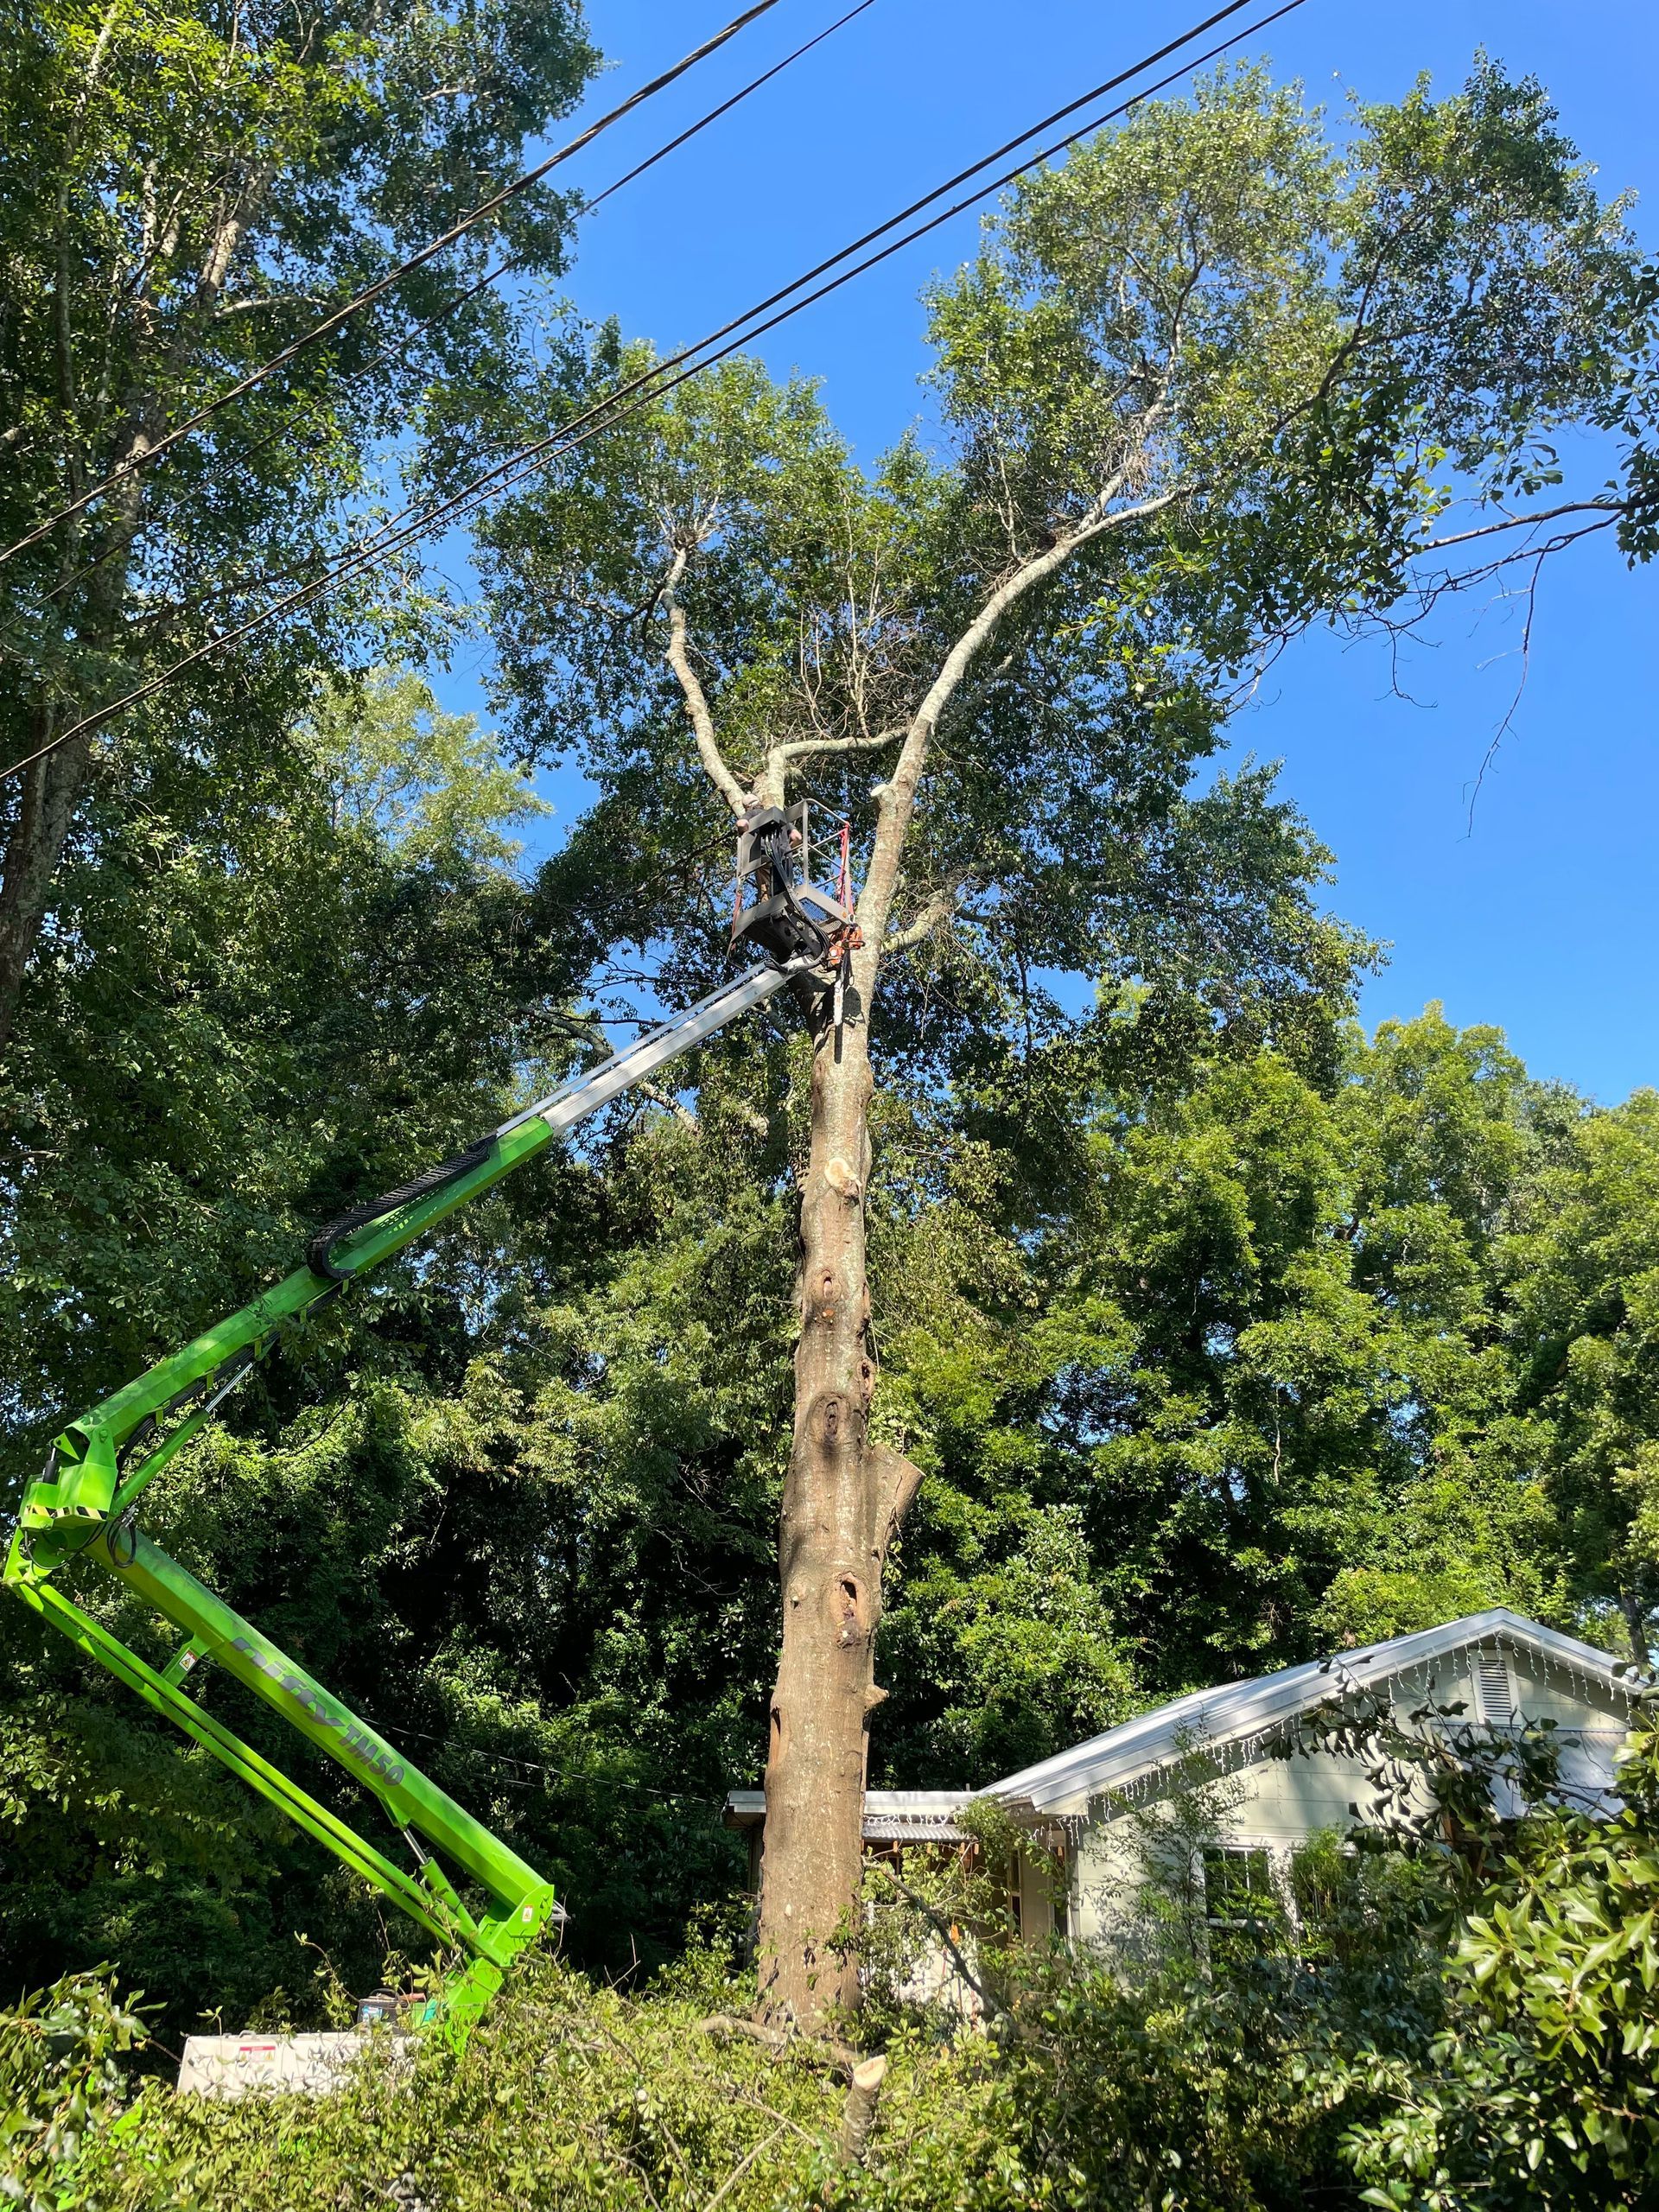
[{"xmin": 6, "ymin": 1716, "xmax": 1657, "ymax": 2211}]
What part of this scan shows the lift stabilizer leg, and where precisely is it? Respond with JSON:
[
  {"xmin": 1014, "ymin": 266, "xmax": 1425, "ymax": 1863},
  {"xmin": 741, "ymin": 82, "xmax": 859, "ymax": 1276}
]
[{"xmin": 7, "ymin": 1529, "xmax": 556, "ymax": 2045}]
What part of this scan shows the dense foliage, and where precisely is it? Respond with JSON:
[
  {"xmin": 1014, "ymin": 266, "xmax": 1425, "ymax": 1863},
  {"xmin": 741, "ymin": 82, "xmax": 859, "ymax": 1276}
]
[
  {"xmin": 4, "ymin": 21, "xmax": 1659, "ymax": 2203},
  {"xmin": 1339, "ymin": 1712, "xmax": 1659, "ymax": 2205},
  {"xmin": 6, "ymin": 660, "xmax": 1659, "ymax": 2028},
  {"xmin": 463, "ymin": 50, "xmax": 1659, "ymax": 2012},
  {"xmin": 4, "ymin": 1718, "xmax": 1655, "ymax": 2210}
]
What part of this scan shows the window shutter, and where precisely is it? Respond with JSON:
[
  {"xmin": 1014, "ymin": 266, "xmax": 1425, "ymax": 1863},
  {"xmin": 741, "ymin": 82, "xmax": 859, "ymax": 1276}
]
[{"xmin": 1474, "ymin": 1646, "xmax": 1512, "ymax": 1726}]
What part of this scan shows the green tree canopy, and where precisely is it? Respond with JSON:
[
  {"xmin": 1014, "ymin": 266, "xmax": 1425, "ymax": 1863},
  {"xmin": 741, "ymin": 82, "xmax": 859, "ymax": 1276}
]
[
  {"xmin": 0, "ymin": 0, "xmax": 599, "ymax": 1048},
  {"xmin": 6, "ymin": 37, "xmax": 1659, "ymax": 2056}
]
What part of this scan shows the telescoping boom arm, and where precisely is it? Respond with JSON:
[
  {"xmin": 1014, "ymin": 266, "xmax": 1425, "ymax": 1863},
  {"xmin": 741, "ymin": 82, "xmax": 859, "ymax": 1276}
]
[{"xmin": 5, "ymin": 954, "xmax": 804, "ymax": 2044}]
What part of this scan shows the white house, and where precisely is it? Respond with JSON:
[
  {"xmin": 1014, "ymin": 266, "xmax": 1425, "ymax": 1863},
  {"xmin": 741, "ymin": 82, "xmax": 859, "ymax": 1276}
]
[
  {"xmin": 990, "ymin": 1607, "xmax": 1643, "ymax": 1944},
  {"xmin": 725, "ymin": 1610, "xmax": 1645, "ymax": 1950}
]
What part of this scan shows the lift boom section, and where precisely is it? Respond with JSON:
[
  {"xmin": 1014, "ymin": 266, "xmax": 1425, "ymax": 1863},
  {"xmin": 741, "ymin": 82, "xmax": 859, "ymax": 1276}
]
[{"xmin": 4, "ymin": 954, "xmax": 803, "ymax": 2044}]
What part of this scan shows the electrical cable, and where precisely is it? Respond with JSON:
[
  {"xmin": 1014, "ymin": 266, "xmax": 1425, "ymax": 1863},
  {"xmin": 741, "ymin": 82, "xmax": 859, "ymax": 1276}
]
[
  {"xmin": 410, "ymin": 0, "xmax": 1316, "ymax": 543},
  {"xmin": 2, "ymin": 0, "xmax": 1296, "ymax": 775},
  {"xmin": 0, "ymin": 0, "xmax": 1309, "ymax": 784},
  {"xmin": 0, "ymin": 0, "xmax": 790, "ymax": 568},
  {"xmin": 372, "ymin": 1719, "xmax": 727, "ymax": 1808},
  {"xmin": 28, "ymin": 0, "xmax": 1208, "ymax": 642},
  {"xmin": 226, "ymin": 0, "xmax": 1292, "ymax": 620}
]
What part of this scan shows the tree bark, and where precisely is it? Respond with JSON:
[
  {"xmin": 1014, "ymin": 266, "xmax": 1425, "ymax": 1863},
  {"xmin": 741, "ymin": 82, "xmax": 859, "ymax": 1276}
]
[
  {"xmin": 0, "ymin": 345, "xmax": 157, "ymax": 1056},
  {"xmin": 0, "ymin": 511, "xmax": 143, "ymax": 1057},
  {"xmin": 756, "ymin": 982, "xmax": 886, "ymax": 2024},
  {"xmin": 752, "ymin": 925, "xmax": 926, "ymax": 2024},
  {"xmin": 0, "ymin": 709, "xmax": 89, "ymax": 1057},
  {"xmin": 674, "ymin": 499, "xmax": 1176, "ymax": 2028},
  {"xmin": 747, "ymin": 531, "xmax": 1140, "ymax": 2026},
  {"xmin": 0, "ymin": 66, "xmax": 270, "ymax": 1063}
]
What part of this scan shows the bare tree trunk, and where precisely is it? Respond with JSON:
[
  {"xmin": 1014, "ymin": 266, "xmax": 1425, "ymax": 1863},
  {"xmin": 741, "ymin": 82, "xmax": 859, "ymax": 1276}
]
[
  {"xmin": 0, "ymin": 709, "xmax": 89, "ymax": 1057},
  {"xmin": 676, "ymin": 502, "xmax": 1171, "ymax": 2025},
  {"xmin": 656, "ymin": 601, "xmax": 925, "ymax": 2027},
  {"xmin": 755, "ymin": 978, "xmax": 920, "ymax": 2026},
  {"xmin": 747, "ymin": 529, "xmax": 1124, "ymax": 2024},
  {"xmin": 756, "ymin": 991, "xmax": 878, "ymax": 2023}
]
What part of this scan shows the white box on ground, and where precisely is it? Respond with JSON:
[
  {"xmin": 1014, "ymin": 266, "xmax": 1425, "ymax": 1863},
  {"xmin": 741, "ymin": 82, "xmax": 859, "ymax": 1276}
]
[{"xmin": 177, "ymin": 2030, "xmax": 406, "ymax": 2099}]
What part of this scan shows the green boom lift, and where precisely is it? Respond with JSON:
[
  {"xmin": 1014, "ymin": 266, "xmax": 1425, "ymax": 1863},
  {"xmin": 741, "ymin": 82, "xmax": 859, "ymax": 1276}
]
[{"xmin": 3, "ymin": 804, "xmax": 855, "ymax": 2043}]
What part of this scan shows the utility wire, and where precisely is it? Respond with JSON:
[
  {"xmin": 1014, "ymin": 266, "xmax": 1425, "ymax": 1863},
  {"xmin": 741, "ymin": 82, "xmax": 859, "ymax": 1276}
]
[
  {"xmin": 262, "ymin": 0, "xmax": 1287, "ymax": 617},
  {"xmin": 0, "ymin": 0, "xmax": 1294, "ymax": 780},
  {"xmin": 0, "ymin": 0, "xmax": 789, "ymax": 567},
  {"xmin": 1, "ymin": 0, "xmax": 1307, "ymax": 784},
  {"xmin": 294, "ymin": 1, "xmax": 882, "ymax": 471},
  {"xmin": 373, "ymin": 1718, "xmax": 726, "ymax": 1809},
  {"xmin": 385, "ymin": 0, "xmax": 1318, "ymax": 572}
]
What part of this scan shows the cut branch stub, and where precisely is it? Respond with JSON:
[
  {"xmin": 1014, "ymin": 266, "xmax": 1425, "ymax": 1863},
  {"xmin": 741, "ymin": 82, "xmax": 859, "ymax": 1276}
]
[{"xmin": 838, "ymin": 2055, "xmax": 888, "ymax": 2166}]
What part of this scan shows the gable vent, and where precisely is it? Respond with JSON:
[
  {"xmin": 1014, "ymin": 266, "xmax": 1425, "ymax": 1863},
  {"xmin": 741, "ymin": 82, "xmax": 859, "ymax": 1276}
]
[{"xmin": 1474, "ymin": 1646, "xmax": 1513, "ymax": 1726}]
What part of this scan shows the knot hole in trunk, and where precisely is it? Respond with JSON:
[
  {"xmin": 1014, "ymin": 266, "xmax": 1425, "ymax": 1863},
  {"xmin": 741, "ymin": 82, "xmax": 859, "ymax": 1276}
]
[
  {"xmin": 830, "ymin": 1573, "xmax": 867, "ymax": 1646},
  {"xmin": 809, "ymin": 1389, "xmax": 861, "ymax": 1452}
]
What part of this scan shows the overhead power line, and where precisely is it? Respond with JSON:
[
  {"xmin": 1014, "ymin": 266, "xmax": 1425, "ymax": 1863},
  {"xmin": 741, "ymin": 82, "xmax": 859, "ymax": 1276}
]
[
  {"xmin": 0, "ymin": 0, "xmax": 790, "ymax": 568},
  {"xmin": 334, "ymin": 0, "xmax": 883, "ymax": 420},
  {"xmin": 175, "ymin": 0, "xmax": 1262, "ymax": 634},
  {"xmin": 1, "ymin": 0, "xmax": 1308, "ymax": 785},
  {"xmin": 374, "ymin": 1719, "xmax": 726, "ymax": 1808},
  {"xmin": 395, "ymin": 0, "xmax": 1317, "ymax": 563}
]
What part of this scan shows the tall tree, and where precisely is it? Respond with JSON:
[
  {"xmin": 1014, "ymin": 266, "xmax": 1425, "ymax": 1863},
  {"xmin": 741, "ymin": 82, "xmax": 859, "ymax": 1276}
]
[
  {"xmin": 480, "ymin": 60, "xmax": 1653, "ymax": 2023},
  {"xmin": 0, "ymin": 0, "xmax": 597, "ymax": 1052}
]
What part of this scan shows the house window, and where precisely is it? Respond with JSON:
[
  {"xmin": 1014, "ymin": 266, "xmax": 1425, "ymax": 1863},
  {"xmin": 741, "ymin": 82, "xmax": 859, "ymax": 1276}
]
[{"xmin": 1200, "ymin": 1846, "xmax": 1282, "ymax": 1959}]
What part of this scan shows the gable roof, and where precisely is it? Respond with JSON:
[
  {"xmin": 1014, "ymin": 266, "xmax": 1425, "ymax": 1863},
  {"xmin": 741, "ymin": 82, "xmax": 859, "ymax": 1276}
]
[{"xmin": 987, "ymin": 1609, "xmax": 1641, "ymax": 1820}]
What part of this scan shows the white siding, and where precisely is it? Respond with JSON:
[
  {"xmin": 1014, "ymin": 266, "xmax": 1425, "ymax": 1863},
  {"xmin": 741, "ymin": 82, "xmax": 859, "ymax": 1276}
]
[{"xmin": 1063, "ymin": 1647, "xmax": 1633, "ymax": 1942}]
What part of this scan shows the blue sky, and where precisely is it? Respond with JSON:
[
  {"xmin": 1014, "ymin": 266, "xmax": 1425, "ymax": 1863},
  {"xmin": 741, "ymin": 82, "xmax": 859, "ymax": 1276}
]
[{"xmin": 433, "ymin": 0, "xmax": 1659, "ymax": 1103}]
